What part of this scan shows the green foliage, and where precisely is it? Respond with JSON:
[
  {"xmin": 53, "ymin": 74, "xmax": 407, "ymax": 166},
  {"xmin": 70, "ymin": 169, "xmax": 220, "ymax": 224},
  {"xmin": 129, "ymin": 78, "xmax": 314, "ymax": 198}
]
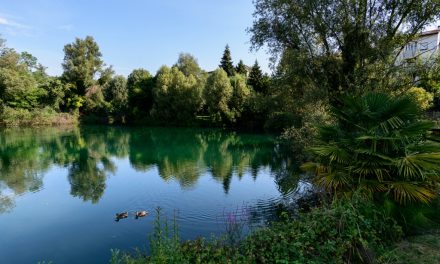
[
  {"xmin": 280, "ymin": 103, "xmax": 331, "ymax": 158},
  {"xmin": 83, "ymin": 85, "xmax": 110, "ymax": 116},
  {"xmin": 97, "ymin": 66, "xmax": 115, "ymax": 86},
  {"xmin": 0, "ymin": 67, "xmax": 42, "ymax": 109},
  {"xmin": 174, "ymin": 53, "xmax": 203, "ymax": 78},
  {"xmin": 249, "ymin": 0, "xmax": 440, "ymax": 101},
  {"xmin": 104, "ymin": 75, "xmax": 128, "ymax": 115},
  {"xmin": 239, "ymin": 195, "xmax": 402, "ymax": 264},
  {"xmin": 303, "ymin": 92, "xmax": 440, "ymax": 204},
  {"xmin": 235, "ymin": 60, "xmax": 247, "ymax": 75},
  {"xmin": 248, "ymin": 60, "xmax": 265, "ymax": 93},
  {"xmin": 0, "ymin": 106, "xmax": 77, "ymax": 126},
  {"xmin": 0, "ymin": 41, "xmax": 46, "ymax": 110},
  {"xmin": 62, "ymin": 36, "xmax": 103, "ymax": 95},
  {"xmin": 264, "ymin": 112, "xmax": 300, "ymax": 132},
  {"xmin": 111, "ymin": 195, "xmax": 402, "ymax": 264},
  {"xmin": 204, "ymin": 68, "xmax": 234, "ymax": 123},
  {"xmin": 127, "ymin": 69, "xmax": 155, "ymax": 117},
  {"xmin": 39, "ymin": 78, "xmax": 69, "ymax": 111},
  {"xmin": 229, "ymin": 74, "xmax": 251, "ymax": 119},
  {"xmin": 152, "ymin": 66, "xmax": 204, "ymax": 124},
  {"xmin": 219, "ymin": 45, "xmax": 235, "ymax": 77},
  {"xmin": 407, "ymin": 87, "xmax": 434, "ymax": 110},
  {"xmin": 383, "ymin": 233, "xmax": 440, "ymax": 264},
  {"xmin": 148, "ymin": 208, "xmax": 182, "ymax": 263}
]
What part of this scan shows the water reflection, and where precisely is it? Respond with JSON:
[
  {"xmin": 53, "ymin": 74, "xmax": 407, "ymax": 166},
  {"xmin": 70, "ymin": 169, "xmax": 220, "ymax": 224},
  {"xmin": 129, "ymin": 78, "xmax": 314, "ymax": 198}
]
[{"xmin": 0, "ymin": 126, "xmax": 298, "ymax": 213}]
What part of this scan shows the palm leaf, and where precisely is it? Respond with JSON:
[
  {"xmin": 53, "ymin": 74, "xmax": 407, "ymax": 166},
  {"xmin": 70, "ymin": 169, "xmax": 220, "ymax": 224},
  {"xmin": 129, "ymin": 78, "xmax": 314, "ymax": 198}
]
[
  {"xmin": 315, "ymin": 171, "xmax": 351, "ymax": 191},
  {"xmin": 390, "ymin": 182, "xmax": 436, "ymax": 204}
]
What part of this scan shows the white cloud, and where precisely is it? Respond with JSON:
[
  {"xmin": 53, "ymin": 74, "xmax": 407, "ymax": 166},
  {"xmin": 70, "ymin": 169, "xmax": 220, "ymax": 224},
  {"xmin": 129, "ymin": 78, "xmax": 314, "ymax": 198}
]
[{"xmin": 0, "ymin": 16, "xmax": 30, "ymax": 29}]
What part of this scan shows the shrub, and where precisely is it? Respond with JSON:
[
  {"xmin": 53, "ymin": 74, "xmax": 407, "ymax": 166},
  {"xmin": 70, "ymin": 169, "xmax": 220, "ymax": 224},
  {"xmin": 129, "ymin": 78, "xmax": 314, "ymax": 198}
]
[
  {"xmin": 407, "ymin": 87, "xmax": 434, "ymax": 110},
  {"xmin": 0, "ymin": 106, "xmax": 77, "ymax": 127},
  {"xmin": 302, "ymin": 92, "xmax": 440, "ymax": 204},
  {"xmin": 240, "ymin": 195, "xmax": 402, "ymax": 264}
]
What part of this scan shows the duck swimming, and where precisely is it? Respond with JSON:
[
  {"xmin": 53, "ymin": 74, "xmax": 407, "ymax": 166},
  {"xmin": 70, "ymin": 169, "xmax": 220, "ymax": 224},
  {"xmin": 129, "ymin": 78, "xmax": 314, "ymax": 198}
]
[
  {"xmin": 115, "ymin": 212, "xmax": 128, "ymax": 221},
  {"xmin": 135, "ymin": 211, "xmax": 149, "ymax": 219}
]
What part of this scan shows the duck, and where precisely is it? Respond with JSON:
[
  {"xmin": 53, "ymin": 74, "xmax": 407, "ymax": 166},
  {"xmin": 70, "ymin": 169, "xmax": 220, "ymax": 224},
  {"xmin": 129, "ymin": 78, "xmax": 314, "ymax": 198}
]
[
  {"xmin": 135, "ymin": 210, "xmax": 149, "ymax": 219},
  {"xmin": 115, "ymin": 212, "xmax": 129, "ymax": 221}
]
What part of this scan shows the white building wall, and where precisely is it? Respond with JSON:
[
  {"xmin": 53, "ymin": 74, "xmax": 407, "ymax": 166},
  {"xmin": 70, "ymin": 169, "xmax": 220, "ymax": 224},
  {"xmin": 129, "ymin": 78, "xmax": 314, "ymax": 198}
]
[{"xmin": 398, "ymin": 33, "xmax": 440, "ymax": 63}]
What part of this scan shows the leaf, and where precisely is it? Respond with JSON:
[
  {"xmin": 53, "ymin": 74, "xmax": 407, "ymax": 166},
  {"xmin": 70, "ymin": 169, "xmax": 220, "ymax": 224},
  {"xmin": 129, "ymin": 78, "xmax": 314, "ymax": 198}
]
[{"xmin": 390, "ymin": 182, "xmax": 436, "ymax": 204}]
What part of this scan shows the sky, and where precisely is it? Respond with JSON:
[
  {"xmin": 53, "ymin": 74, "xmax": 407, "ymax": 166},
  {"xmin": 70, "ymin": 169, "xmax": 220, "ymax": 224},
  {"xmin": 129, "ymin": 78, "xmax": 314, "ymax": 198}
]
[{"xmin": 0, "ymin": 0, "xmax": 270, "ymax": 76}]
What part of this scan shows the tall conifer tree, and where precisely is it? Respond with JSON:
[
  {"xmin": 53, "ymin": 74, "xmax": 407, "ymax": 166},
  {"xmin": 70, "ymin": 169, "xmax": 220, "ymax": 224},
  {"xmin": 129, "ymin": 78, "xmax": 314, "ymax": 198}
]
[
  {"xmin": 235, "ymin": 60, "xmax": 247, "ymax": 75},
  {"xmin": 219, "ymin": 45, "xmax": 235, "ymax": 77},
  {"xmin": 248, "ymin": 60, "xmax": 263, "ymax": 92}
]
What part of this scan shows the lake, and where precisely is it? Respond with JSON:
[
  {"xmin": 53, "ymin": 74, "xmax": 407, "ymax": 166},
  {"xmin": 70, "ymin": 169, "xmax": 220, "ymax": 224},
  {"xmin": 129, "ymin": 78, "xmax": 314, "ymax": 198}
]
[{"xmin": 0, "ymin": 126, "xmax": 306, "ymax": 264}]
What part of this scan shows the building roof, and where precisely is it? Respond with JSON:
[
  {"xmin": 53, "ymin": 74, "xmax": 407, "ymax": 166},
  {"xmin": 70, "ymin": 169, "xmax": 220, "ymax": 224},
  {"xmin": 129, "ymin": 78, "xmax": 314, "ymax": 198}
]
[{"xmin": 420, "ymin": 28, "xmax": 440, "ymax": 36}]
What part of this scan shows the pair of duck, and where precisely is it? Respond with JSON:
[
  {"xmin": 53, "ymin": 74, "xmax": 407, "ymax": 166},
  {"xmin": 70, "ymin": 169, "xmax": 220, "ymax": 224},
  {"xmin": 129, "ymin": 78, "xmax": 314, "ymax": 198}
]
[{"xmin": 115, "ymin": 210, "xmax": 148, "ymax": 221}]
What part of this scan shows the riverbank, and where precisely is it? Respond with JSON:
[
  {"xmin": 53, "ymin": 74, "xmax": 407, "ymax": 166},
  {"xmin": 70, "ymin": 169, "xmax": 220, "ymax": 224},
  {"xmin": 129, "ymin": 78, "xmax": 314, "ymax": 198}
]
[{"xmin": 110, "ymin": 195, "xmax": 411, "ymax": 264}]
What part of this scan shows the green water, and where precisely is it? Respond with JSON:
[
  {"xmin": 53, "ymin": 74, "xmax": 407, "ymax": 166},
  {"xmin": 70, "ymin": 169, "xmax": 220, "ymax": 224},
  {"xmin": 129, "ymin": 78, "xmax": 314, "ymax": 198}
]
[{"xmin": 0, "ymin": 126, "xmax": 305, "ymax": 263}]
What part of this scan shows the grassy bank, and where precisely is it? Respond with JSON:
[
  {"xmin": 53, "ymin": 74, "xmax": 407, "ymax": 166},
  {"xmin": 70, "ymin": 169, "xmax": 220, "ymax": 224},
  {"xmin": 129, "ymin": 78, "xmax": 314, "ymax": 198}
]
[{"xmin": 383, "ymin": 232, "xmax": 440, "ymax": 264}]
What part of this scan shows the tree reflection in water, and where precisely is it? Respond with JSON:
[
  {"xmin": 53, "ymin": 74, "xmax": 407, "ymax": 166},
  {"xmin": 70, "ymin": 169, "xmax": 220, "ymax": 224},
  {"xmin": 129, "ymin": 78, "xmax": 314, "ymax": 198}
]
[{"xmin": 0, "ymin": 126, "xmax": 300, "ymax": 213}]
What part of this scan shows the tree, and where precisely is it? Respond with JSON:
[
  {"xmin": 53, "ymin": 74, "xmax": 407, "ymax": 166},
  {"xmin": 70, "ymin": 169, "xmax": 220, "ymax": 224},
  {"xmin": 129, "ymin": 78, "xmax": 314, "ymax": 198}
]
[
  {"xmin": 0, "ymin": 67, "xmax": 41, "ymax": 109},
  {"xmin": 174, "ymin": 53, "xmax": 203, "ymax": 77},
  {"xmin": 235, "ymin": 60, "xmax": 247, "ymax": 75},
  {"xmin": 249, "ymin": 0, "xmax": 440, "ymax": 99},
  {"xmin": 152, "ymin": 66, "xmax": 204, "ymax": 123},
  {"xmin": 40, "ymin": 78, "xmax": 69, "ymax": 111},
  {"xmin": 302, "ymin": 93, "xmax": 440, "ymax": 204},
  {"xmin": 104, "ymin": 75, "xmax": 128, "ymax": 115},
  {"xmin": 204, "ymin": 69, "xmax": 234, "ymax": 122},
  {"xmin": 219, "ymin": 45, "xmax": 235, "ymax": 77},
  {"xmin": 62, "ymin": 36, "xmax": 103, "ymax": 96},
  {"xmin": 83, "ymin": 85, "xmax": 108, "ymax": 115},
  {"xmin": 98, "ymin": 66, "xmax": 115, "ymax": 86},
  {"xmin": 248, "ymin": 60, "xmax": 264, "ymax": 93},
  {"xmin": 127, "ymin": 68, "xmax": 155, "ymax": 116},
  {"xmin": 0, "ymin": 44, "xmax": 43, "ymax": 110},
  {"xmin": 230, "ymin": 74, "xmax": 251, "ymax": 118}
]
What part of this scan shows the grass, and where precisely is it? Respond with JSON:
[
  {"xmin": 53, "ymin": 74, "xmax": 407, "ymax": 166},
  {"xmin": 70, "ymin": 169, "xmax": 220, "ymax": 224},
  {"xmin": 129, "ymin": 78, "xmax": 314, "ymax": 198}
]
[{"xmin": 385, "ymin": 231, "xmax": 440, "ymax": 264}]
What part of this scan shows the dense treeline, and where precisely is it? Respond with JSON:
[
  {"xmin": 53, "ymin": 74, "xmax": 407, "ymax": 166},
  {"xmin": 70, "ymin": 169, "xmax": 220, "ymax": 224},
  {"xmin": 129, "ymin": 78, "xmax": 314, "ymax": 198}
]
[{"xmin": 0, "ymin": 36, "xmax": 279, "ymax": 130}]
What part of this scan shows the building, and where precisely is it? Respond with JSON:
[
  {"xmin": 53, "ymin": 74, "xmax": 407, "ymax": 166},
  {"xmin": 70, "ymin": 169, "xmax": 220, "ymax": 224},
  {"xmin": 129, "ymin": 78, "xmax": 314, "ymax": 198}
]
[{"xmin": 398, "ymin": 28, "xmax": 440, "ymax": 63}]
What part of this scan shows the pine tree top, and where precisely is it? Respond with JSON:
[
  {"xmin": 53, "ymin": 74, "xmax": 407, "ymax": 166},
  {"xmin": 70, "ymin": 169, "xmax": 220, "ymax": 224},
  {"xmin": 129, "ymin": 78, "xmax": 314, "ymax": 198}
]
[{"xmin": 236, "ymin": 60, "xmax": 248, "ymax": 75}]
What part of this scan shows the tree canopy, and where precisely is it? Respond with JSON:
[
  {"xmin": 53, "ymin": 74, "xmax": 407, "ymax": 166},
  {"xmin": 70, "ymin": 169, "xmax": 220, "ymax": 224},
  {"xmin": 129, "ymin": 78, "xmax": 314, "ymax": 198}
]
[
  {"xmin": 249, "ymin": 0, "xmax": 440, "ymax": 98},
  {"xmin": 62, "ymin": 36, "xmax": 103, "ymax": 95}
]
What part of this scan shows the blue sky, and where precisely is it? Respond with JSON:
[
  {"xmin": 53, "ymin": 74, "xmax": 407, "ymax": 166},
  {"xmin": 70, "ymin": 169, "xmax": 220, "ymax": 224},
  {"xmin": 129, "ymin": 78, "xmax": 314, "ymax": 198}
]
[{"xmin": 0, "ymin": 0, "xmax": 270, "ymax": 76}]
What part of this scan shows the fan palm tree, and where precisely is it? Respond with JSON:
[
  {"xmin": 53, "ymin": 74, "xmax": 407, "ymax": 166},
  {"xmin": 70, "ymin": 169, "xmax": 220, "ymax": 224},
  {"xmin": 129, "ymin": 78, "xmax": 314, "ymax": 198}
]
[{"xmin": 302, "ymin": 92, "xmax": 440, "ymax": 204}]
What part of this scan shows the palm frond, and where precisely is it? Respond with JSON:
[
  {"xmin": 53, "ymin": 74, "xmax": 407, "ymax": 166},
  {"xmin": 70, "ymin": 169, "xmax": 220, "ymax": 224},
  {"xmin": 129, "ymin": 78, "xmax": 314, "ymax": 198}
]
[
  {"xmin": 315, "ymin": 171, "xmax": 351, "ymax": 191},
  {"xmin": 390, "ymin": 182, "xmax": 436, "ymax": 204},
  {"xmin": 309, "ymin": 145, "xmax": 352, "ymax": 165}
]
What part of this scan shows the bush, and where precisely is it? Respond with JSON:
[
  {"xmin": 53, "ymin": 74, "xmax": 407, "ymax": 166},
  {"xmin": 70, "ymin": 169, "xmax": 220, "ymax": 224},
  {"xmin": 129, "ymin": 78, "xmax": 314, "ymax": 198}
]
[
  {"xmin": 264, "ymin": 111, "xmax": 301, "ymax": 132},
  {"xmin": 407, "ymin": 87, "xmax": 434, "ymax": 110},
  {"xmin": 0, "ymin": 106, "xmax": 77, "ymax": 126},
  {"xmin": 239, "ymin": 195, "xmax": 402, "ymax": 264},
  {"xmin": 302, "ymin": 92, "xmax": 440, "ymax": 204}
]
